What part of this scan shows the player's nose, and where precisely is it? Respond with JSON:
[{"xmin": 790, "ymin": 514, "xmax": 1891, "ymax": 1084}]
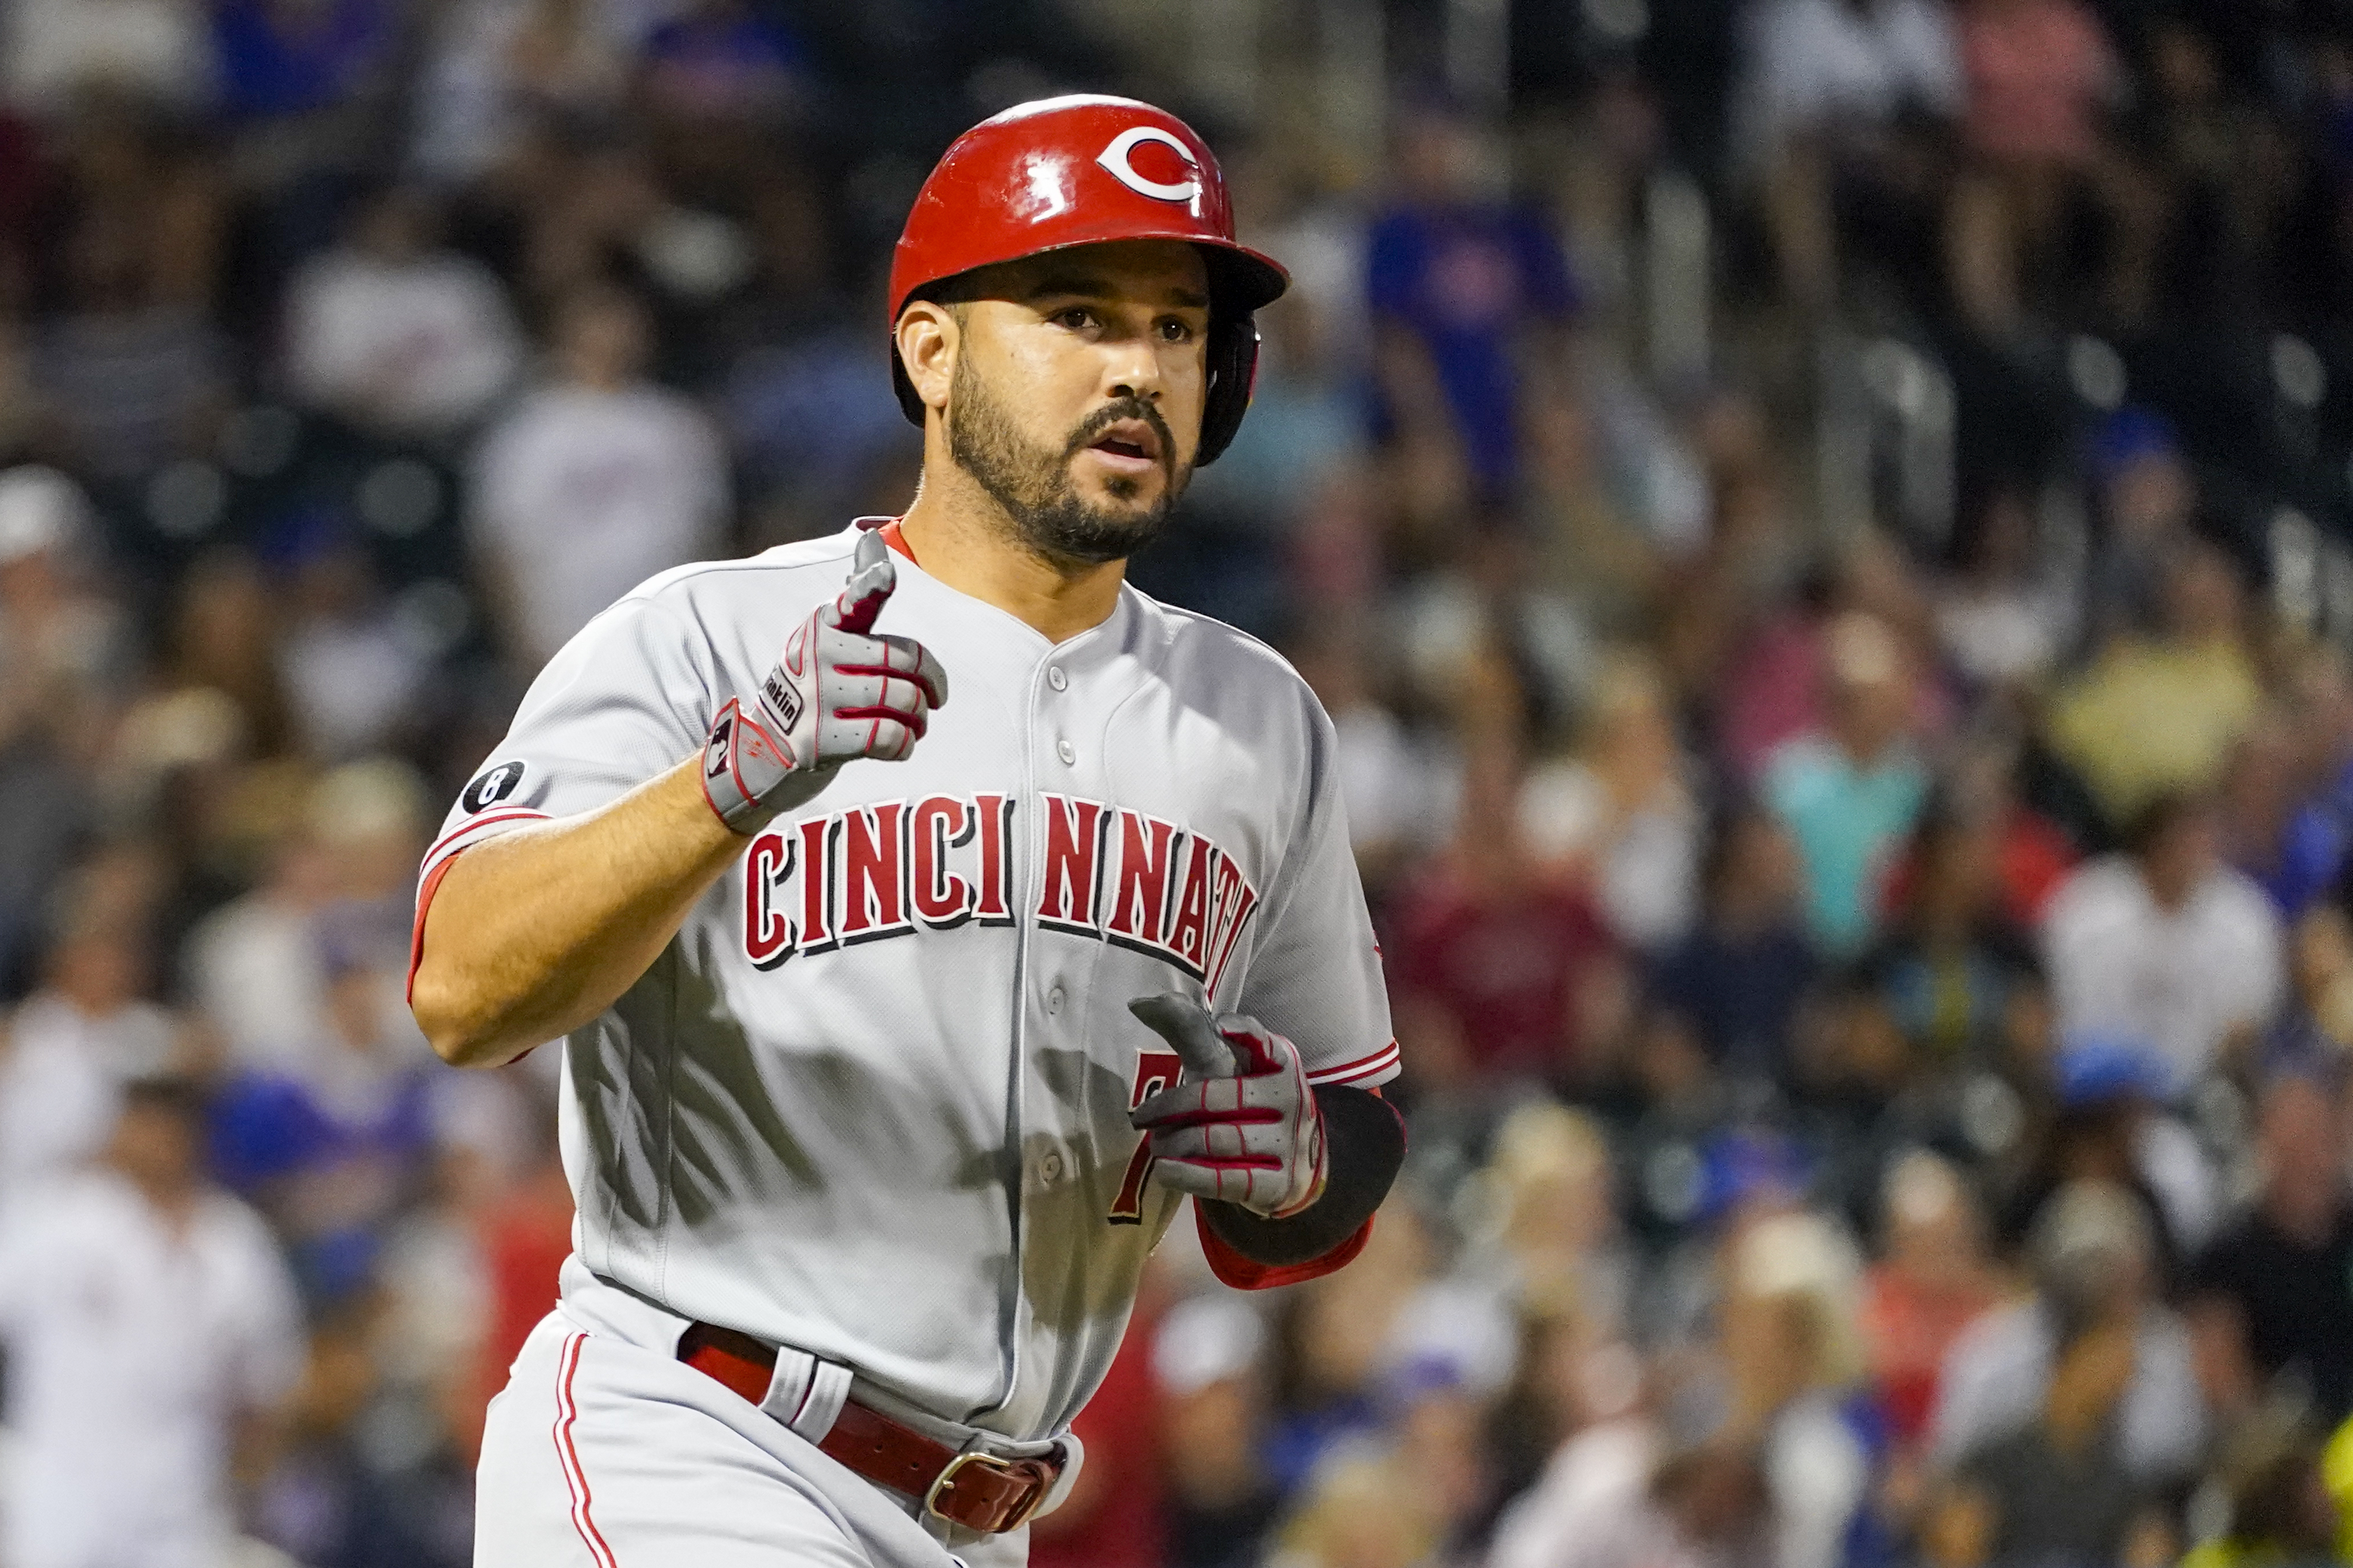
[{"xmin": 1099, "ymin": 338, "xmax": 1165, "ymax": 404}]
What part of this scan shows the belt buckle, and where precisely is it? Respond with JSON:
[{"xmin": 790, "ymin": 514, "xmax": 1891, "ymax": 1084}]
[{"xmin": 924, "ymin": 1449, "xmax": 1051, "ymax": 1534}]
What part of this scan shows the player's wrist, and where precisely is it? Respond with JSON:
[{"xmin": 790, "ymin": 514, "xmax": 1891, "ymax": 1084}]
[{"xmin": 702, "ymin": 697, "xmax": 809, "ymax": 834}]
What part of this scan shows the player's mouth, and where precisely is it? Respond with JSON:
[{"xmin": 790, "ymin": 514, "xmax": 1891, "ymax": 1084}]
[{"xmin": 1083, "ymin": 420, "xmax": 1163, "ymax": 476}]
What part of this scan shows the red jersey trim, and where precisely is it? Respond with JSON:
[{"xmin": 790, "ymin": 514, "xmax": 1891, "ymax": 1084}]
[
  {"xmin": 406, "ymin": 851, "xmax": 465, "ymax": 1005},
  {"xmin": 1307, "ymin": 1039, "xmax": 1400, "ymax": 1087},
  {"xmin": 1194, "ymin": 1207, "xmax": 1374, "ymax": 1290},
  {"xmin": 409, "ymin": 808, "xmax": 551, "ymax": 1006},
  {"xmin": 879, "ymin": 517, "xmax": 915, "ymax": 562},
  {"xmin": 421, "ymin": 807, "xmax": 550, "ymax": 872}
]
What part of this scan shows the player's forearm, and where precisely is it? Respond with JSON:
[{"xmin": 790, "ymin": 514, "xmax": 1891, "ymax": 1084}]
[
  {"xmin": 1195, "ymin": 1085, "xmax": 1405, "ymax": 1265},
  {"xmin": 413, "ymin": 754, "xmax": 744, "ymax": 1068}
]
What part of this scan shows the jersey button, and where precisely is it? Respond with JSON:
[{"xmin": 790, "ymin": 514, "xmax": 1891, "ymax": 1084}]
[
  {"xmin": 1056, "ymin": 739, "xmax": 1076, "ymax": 766},
  {"xmin": 1040, "ymin": 1152, "xmax": 1065, "ymax": 1185},
  {"xmin": 1046, "ymin": 985, "xmax": 1065, "ymax": 1015},
  {"xmin": 1047, "ymin": 666, "xmax": 1068, "ymax": 692}
]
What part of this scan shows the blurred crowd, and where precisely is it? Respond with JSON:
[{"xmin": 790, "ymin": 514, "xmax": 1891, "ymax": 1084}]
[{"xmin": 15, "ymin": 1, "xmax": 2353, "ymax": 1566}]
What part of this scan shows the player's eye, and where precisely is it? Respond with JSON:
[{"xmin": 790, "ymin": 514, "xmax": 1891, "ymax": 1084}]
[
  {"xmin": 1052, "ymin": 307, "xmax": 1095, "ymax": 332},
  {"xmin": 1158, "ymin": 318, "xmax": 1197, "ymax": 344}
]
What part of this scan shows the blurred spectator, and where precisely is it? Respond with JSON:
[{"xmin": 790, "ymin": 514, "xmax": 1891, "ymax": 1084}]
[
  {"xmin": 2263, "ymin": 906, "xmax": 2353, "ymax": 1081},
  {"xmin": 1485, "ymin": 1306, "xmax": 1634, "ymax": 1524},
  {"xmin": 0, "ymin": 467, "xmax": 119, "ymax": 989},
  {"xmin": 211, "ymin": 0, "xmax": 398, "ymax": 124},
  {"xmin": 0, "ymin": 466, "xmax": 129, "ymax": 721},
  {"xmin": 1942, "ymin": 0, "xmax": 2141, "ymax": 334},
  {"xmin": 1267, "ymin": 1447, "xmax": 1442, "ymax": 1568},
  {"xmin": 0, "ymin": 1078, "xmax": 303, "ymax": 1568},
  {"xmin": 409, "ymin": 0, "xmax": 634, "ymax": 185},
  {"xmin": 1387, "ymin": 1360, "xmax": 1499, "ymax": 1558},
  {"xmin": 1933, "ymin": 485, "xmax": 2075, "ymax": 692},
  {"xmin": 1262, "ymin": 1201, "xmax": 1433, "ymax": 1497},
  {"xmin": 1930, "ymin": 1179, "xmax": 2206, "ymax": 1485},
  {"xmin": 1494, "ymin": 1422, "xmax": 1773, "ymax": 1568},
  {"xmin": 2221, "ymin": 711, "xmax": 2349, "ymax": 922},
  {"xmin": 2049, "ymin": 536, "xmax": 2263, "ymax": 830},
  {"xmin": 1366, "ymin": 100, "xmax": 1579, "ymax": 496},
  {"xmin": 33, "ymin": 209, "xmax": 229, "ymax": 487},
  {"xmin": 1720, "ymin": 1211, "xmax": 1875, "ymax": 1568},
  {"xmin": 0, "ymin": 900, "xmax": 175, "ymax": 1205},
  {"xmin": 637, "ymin": 0, "xmax": 809, "ymax": 132},
  {"xmin": 2042, "ymin": 792, "xmax": 2283, "ymax": 1091},
  {"xmin": 282, "ymin": 184, "xmax": 524, "ymax": 442},
  {"xmin": 2188, "ymin": 1072, "xmax": 2353, "ymax": 1426},
  {"xmin": 1859, "ymin": 1152, "xmax": 2002, "ymax": 1452},
  {"xmin": 2184, "ymin": 1417, "xmax": 2343, "ymax": 1568},
  {"xmin": 1997, "ymin": 1037, "xmax": 2219, "ymax": 1278},
  {"xmin": 158, "ymin": 551, "xmax": 294, "ymax": 757},
  {"xmin": 1464, "ymin": 1103, "xmax": 1636, "ymax": 1334},
  {"xmin": 1154, "ymin": 1296, "xmax": 1280, "ymax": 1568},
  {"xmin": 1522, "ymin": 392, "xmax": 1672, "ymax": 640},
  {"xmin": 1950, "ymin": 0, "xmax": 2112, "ymax": 172},
  {"xmin": 256, "ymin": 1288, "xmax": 470, "ymax": 1567},
  {"xmin": 187, "ymin": 759, "xmax": 427, "ymax": 1069},
  {"xmin": 1486, "ymin": 1325, "xmax": 1654, "ymax": 1563},
  {"xmin": 208, "ymin": 930, "xmax": 437, "ymax": 1297},
  {"xmin": 1716, "ymin": 534, "xmax": 1943, "ymax": 793},
  {"xmin": 1387, "ymin": 737, "xmax": 1626, "ymax": 1095},
  {"xmin": 1762, "ymin": 611, "xmax": 1931, "ymax": 956},
  {"xmin": 1645, "ymin": 805, "xmax": 1819, "ymax": 1086},
  {"xmin": 1929, "ymin": 742, "xmax": 2076, "ymax": 930},
  {"xmin": 1861, "ymin": 803, "xmax": 2042, "ymax": 1070},
  {"xmin": 1661, "ymin": 459, "xmax": 1803, "ymax": 761},
  {"xmin": 1521, "ymin": 654, "xmax": 1703, "ymax": 952},
  {"xmin": 469, "ymin": 281, "xmax": 728, "ymax": 666},
  {"xmin": 2080, "ymin": 406, "xmax": 2194, "ymax": 644},
  {"xmin": 1925, "ymin": 1314, "xmax": 2175, "ymax": 1568},
  {"xmin": 1740, "ymin": 0, "xmax": 1962, "ymax": 312},
  {"xmin": 1292, "ymin": 634, "xmax": 1437, "ymax": 894},
  {"xmin": 276, "ymin": 533, "xmax": 432, "ymax": 761},
  {"xmin": 3, "ymin": 0, "xmax": 218, "ymax": 119}
]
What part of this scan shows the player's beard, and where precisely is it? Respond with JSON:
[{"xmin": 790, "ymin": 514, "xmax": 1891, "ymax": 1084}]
[{"xmin": 946, "ymin": 354, "xmax": 1188, "ymax": 567}]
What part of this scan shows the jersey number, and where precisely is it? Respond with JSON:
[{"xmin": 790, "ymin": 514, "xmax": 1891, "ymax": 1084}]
[{"xmin": 1107, "ymin": 1048, "xmax": 1185, "ymax": 1224}]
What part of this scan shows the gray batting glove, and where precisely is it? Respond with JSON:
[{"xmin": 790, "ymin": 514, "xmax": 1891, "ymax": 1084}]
[
  {"xmin": 703, "ymin": 529, "xmax": 949, "ymax": 833},
  {"xmin": 1128, "ymin": 994, "xmax": 1328, "ymax": 1220}
]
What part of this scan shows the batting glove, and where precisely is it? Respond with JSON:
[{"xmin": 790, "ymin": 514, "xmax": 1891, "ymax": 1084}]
[
  {"xmin": 1128, "ymin": 994, "xmax": 1328, "ymax": 1220},
  {"xmin": 703, "ymin": 529, "xmax": 949, "ymax": 833}
]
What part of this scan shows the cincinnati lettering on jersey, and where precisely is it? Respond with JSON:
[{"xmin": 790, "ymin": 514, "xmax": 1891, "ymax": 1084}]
[{"xmin": 742, "ymin": 793, "xmax": 1259, "ymax": 990}]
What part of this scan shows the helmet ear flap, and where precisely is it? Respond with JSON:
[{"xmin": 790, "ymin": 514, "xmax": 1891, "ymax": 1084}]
[{"xmin": 1196, "ymin": 313, "xmax": 1259, "ymax": 467}]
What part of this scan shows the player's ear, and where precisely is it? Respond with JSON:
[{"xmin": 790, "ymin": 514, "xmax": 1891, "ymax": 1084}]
[{"xmin": 896, "ymin": 301, "xmax": 958, "ymax": 415}]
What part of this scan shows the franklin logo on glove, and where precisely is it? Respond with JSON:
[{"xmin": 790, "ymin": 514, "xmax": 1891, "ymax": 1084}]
[{"xmin": 702, "ymin": 529, "xmax": 949, "ymax": 833}]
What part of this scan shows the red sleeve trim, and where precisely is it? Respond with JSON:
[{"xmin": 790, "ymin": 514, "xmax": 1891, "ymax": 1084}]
[
  {"xmin": 1307, "ymin": 1039, "xmax": 1400, "ymax": 1087},
  {"xmin": 421, "ymin": 808, "xmax": 550, "ymax": 870},
  {"xmin": 407, "ymin": 851, "xmax": 465, "ymax": 1005},
  {"xmin": 1194, "ymin": 1206, "xmax": 1375, "ymax": 1291}
]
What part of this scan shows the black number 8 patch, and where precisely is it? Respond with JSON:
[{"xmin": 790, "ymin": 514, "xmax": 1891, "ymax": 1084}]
[{"xmin": 460, "ymin": 760, "xmax": 528, "ymax": 814}]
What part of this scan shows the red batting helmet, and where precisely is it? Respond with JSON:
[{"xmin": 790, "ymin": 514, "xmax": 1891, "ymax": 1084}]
[{"xmin": 888, "ymin": 94, "xmax": 1289, "ymax": 466}]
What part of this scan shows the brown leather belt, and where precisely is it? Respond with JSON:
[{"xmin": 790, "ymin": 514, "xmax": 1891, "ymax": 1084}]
[{"xmin": 677, "ymin": 1322, "xmax": 1060, "ymax": 1535}]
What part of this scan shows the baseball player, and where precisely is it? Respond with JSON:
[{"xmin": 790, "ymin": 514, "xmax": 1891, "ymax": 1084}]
[{"xmin": 411, "ymin": 94, "xmax": 1406, "ymax": 1568}]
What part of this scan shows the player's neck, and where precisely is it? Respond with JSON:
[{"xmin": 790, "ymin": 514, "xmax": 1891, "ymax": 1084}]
[{"xmin": 898, "ymin": 471, "xmax": 1129, "ymax": 645}]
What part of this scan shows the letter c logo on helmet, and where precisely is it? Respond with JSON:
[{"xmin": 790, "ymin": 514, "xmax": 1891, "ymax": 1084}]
[
  {"xmin": 886, "ymin": 95, "xmax": 1290, "ymax": 466},
  {"xmin": 1095, "ymin": 127, "xmax": 1202, "ymax": 215}
]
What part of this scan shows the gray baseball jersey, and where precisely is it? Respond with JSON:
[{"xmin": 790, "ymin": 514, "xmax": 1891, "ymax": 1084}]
[{"xmin": 422, "ymin": 520, "xmax": 1397, "ymax": 1442}]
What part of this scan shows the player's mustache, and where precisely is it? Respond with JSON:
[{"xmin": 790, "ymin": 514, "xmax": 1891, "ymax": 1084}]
[{"xmin": 1064, "ymin": 398, "xmax": 1176, "ymax": 476}]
